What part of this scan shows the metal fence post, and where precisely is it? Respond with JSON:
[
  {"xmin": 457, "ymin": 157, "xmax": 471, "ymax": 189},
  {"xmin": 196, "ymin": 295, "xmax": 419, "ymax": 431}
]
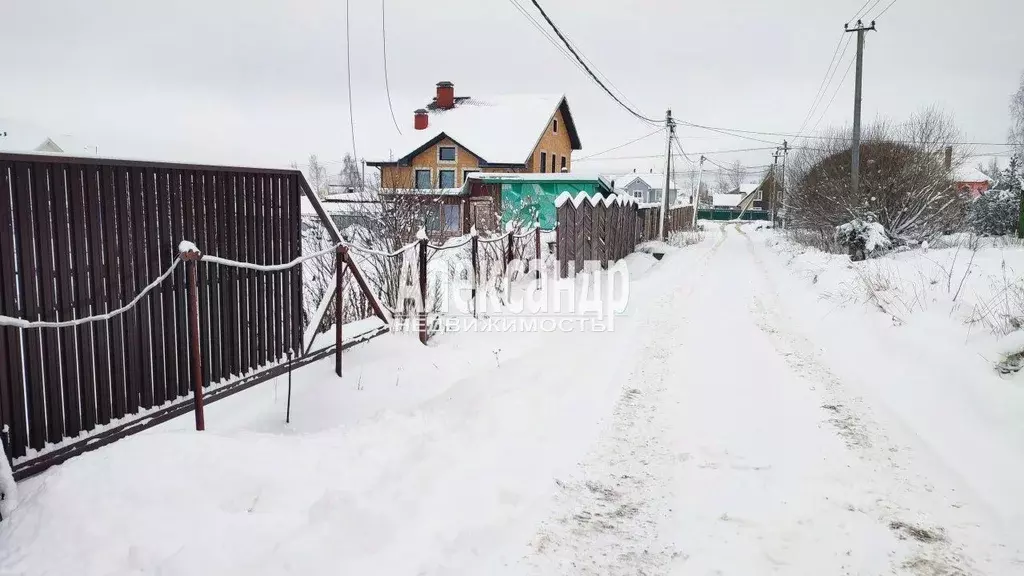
[
  {"xmin": 181, "ymin": 247, "xmax": 205, "ymax": 431},
  {"xmin": 418, "ymin": 238, "xmax": 428, "ymax": 345},
  {"xmin": 335, "ymin": 245, "xmax": 345, "ymax": 377},
  {"xmin": 534, "ymin": 224, "xmax": 541, "ymax": 288},
  {"xmin": 470, "ymin": 232, "xmax": 479, "ymax": 319}
]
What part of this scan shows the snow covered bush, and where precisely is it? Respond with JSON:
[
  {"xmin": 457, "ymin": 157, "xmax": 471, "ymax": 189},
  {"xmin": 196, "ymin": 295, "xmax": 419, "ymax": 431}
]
[
  {"xmin": 0, "ymin": 434, "xmax": 14, "ymax": 521},
  {"xmin": 968, "ymin": 158, "xmax": 1022, "ymax": 237},
  {"xmin": 835, "ymin": 217, "xmax": 891, "ymax": 261}
]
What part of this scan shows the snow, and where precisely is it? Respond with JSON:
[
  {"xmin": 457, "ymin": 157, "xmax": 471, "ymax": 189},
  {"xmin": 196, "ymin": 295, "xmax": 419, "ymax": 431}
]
[
  {"xmin": 177, "ymin": 240, "xmax": 199, "ymax": 254},
  {"xmin": 470, "ymin": 172, "xmax": 611, "ymax": 187},
  {"xmin": 0, "ymin": 434, "xmax": 14, "ymax": 519},
  {"xmin": 368, "ymin": 94, "xmax": 568, "ymax": 165},
  {"xmin": 955, "ymin": 166, "xmax": 994, "ymax": 184},
  {"xmin": 836, "ymin": 218, "xmax": 891, "ymax": 252},
  {"xmin": 3, "ymin": 223, "xmax": 1024, "ymax": 574},
  {"xmin": 712, "ymin": 193, "xmax": 743, "ymax": 207},
  {"xmin": 610, "ymin": 173, "xmax": 674, "ymax": 191},
  {"xmin": 995, "ymin": 330, "xmax": 1024, "ymax": 357}
]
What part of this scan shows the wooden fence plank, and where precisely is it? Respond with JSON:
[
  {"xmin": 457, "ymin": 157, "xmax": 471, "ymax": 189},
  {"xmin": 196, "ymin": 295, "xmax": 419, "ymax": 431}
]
[
  {"xmin": 270, "ymin": 175, "xmax": 282, "ymax": 360},
  {"xmin": 51, "ymin": 163, "xmax": 82, "ymax": 437},
  {"xmin": 31, "ymin": 162, "xmax": 65, "ymax": 443},
  {"xmin": 255, "ymin": 174, "xmax": 267, "ymax": 367},
  {"xmin": 133, "ymin": 168, "xmax": 156, "ymax": 410},
  {"xmin": 87, "ymin": 166, "xmax": 113, "ymax": 426},
  {"xmin": 195, "ymin": 172, "xmax": 213, "ymax": 387},
  {"xmin": 15, "ymin": 162, "xmax": 49, "ymax": 449},
  {"xmin": 0, "ymin": 160, "xmax": 28, "ymax": 456},
  {"xmin": 245, "ymin": 175, "xmax": 259, "ymax": 371},
  {"xmin": 206, "ymin": 171, "xmax": 223, "ymax": 384},
  {"xmin": 119, "ymin": 167, "xmax": 143, "ymax": 415},
  {"xmin": 174, "ymin": 170, "xmax": 192, "ymax": 397},
  {"xmin": 288, "ymin": 175, "xmax": 302, "ymax": 353},
  {"xmin": 151, "ymin": 169, "xmax": 172, "ymax": 405},
  {"xmin": 68, "ymin": 164, "xmax": 97, "ymax": 432}
]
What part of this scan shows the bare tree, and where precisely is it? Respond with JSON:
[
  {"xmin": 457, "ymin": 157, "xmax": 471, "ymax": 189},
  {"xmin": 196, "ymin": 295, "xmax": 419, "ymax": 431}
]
[
  {"xmin": 787, "ymin": 106, "xmax": 969, "ymax": 241},
  {"xmin": 726, "ymin": 160, "xmax": 746, "ymax": 191},
  {"xmin": 979, "ymin": 157, "xmax": 1002, "ymax": 180},
  {"xmin": 340, "ymin": 153, "xmax": 363, "ymax": 191},
  {"xmin": 1012, "ymin": 70, "xmax": 1024, "ymax": 157},
  {"xmin": 306, "ymin": 154, "xmax": 328, "ymax": 199}
]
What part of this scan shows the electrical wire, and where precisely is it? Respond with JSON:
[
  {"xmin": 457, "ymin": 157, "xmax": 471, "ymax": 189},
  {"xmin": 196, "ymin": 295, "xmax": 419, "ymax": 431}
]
[
  {"xmin": 806, "ymin": 55, "xmax": 856, "ymax": 135},
  {"xmin": 575, "ymin": 128, "xmax": 665, "ymax": 161},
  {"xmin": 345, "ymin": 0, "xmax": 358, "ymax": 160},
  {"xmin": 873, "ymin": 0, "xmax": 898, "ymax": 19},
  {"xmin": 848, "ymin": 0, "xmax": 873, "ymax": 22},
  {"xmin": 381, "ymin": 0, "xmax": 402, "ymax": 135},
  {"xmin": 858, "ymin": 0, "xmax": 884, "ymax": 21},
  {"xmin": 794, "ymin": 35, "xmax": 853, "ymax": 138},
  {"xmin": 525, "ymin": 0, "xmax": 663, "ymax": 125}
]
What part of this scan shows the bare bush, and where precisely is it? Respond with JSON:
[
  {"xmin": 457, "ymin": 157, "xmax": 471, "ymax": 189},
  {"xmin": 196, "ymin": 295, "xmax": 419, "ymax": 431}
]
[{"xmin": 787, "ymin": 107, "xmax": 970, "ymax": 241}]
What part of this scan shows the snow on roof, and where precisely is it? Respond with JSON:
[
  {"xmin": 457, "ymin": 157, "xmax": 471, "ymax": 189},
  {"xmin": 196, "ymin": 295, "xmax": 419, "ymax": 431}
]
[
  {"xmin": 713, "ymin": 193, "xmax": 743, "ymax": 208},
  {"xmin": 954, "ymin": 166, "xmax": 992, "ymax": 184},
  {"xmin": 369, "ymin": 94, "xmax": 569, "ymax": 165},
  {"xmin": 470, "ymin": 171, "xmax": 612, "ymax": 189},
  {"xmin": 734, "ymin": 182, "xmax": 759, "ymax": 195},
  {"xmin": 612, "ymin": 173, "xmax": 675, "ymax": 190}
]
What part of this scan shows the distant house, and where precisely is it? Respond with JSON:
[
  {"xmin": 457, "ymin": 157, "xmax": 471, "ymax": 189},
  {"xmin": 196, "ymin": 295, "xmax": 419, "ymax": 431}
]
[
  {"xmin": 713, "ymin": 193, "xmax": 744, "ymax": 209},
  {"xmin": 954, "ymin": 167, "xmax": 992, "ymax": 199},
  {"xmin": 366, "ymin": 81, "xmax": 584, "ymax": 239},
  {"xmin": 611, "ymin": 172, "xmax": 679, "ymax": 205}
]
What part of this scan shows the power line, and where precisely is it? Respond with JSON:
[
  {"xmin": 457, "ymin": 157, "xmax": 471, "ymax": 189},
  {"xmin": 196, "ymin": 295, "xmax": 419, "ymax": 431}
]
[
  {"xmin": 381, "ymin": 0, "xmax": 402, "ymax": 135},
  {"xmin": 860, "ymin": 0, "xmax": 885, "ymax": 20},
  {"xmin": 575, "ymin": 128, "xmax": 665, "ymax": 161},
  {"xmin": 345, "ymin": 0, "xmax": 358, "ymax": 159},
  {"xmin": 525, "ymin": 0, "xmax": 662, "ymax": 125},
  {"xmin": 807, "ymin": 53, "xmax": 856, "ymax": 134},
  {"xmin": 794, "ymin": 35, "xmax": 853, "ymax": 138},
  {"xmin": 874, "ymin": 0, "xmax": 898, "ymax": 19},
  {"xmin": 506, "ymin": 0, "xmax": 594, "ymax": 88},
  {"xmin": 849, "ymin": 0, "xmax": 873, "ymax": 22}
]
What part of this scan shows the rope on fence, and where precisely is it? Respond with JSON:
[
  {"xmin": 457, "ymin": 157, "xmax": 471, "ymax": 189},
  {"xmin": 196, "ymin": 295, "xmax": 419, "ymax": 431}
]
[
  {"xmin": 427, "ymin": 236, "xmax": 474, "ymax": 251},
  {"xmin": 478, "ymin": 231, "xmax": 512, "ymax": 244},
  {"xmin": 0, "ymin": 258, "xmax": 182, "ymax": 329},
  {"xmin": 346, "ymin": 239, "xmax": 419, "ymax": 258},
  {"xmin": 199, "ymin": 243, "xmax": 343, "ymax": 271}
]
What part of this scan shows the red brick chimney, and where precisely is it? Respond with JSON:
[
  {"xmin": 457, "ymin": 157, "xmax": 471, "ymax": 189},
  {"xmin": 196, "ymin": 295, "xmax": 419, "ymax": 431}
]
[
  {"xmin": 414, "ymin": 108, "xmax": 429, "ymax": 131},
  {"xmin": 435, "ymin": 81, "xmax": 455, "ymax": 110}
]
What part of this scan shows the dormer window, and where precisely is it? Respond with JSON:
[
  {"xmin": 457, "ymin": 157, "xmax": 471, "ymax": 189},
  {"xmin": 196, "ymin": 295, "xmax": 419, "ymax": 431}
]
[{"xmin": 438, "ymin": 146, "xmax": 456, "ymax": 162}]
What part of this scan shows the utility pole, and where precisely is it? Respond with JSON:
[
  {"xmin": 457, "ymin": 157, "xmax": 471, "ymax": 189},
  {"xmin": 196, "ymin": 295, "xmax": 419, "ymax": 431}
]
[
  {"xmin": 771, "ymin": 148, "xmax": 781, "ymax": 225},
  {"xmin": 691, "ymin": 155, "xmax": 705, "ymax": 229},
  {"xmin": 780, "ymin": 140, "xmax": 788, "ymax": 228},
  {"xmin": 845, "ymin": 19, "xmax": 876, "ymax": 196},
  {"xmin": 659, "ymin": 109, "xmax": 675, "ymax": 241}
]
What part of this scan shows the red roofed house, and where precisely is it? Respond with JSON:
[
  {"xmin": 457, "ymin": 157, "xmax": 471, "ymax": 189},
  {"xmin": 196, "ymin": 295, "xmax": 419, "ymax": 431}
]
[
  {"xmin": 955, "ymin": 166, "xmax": 993, "ymax": 199},
  {"xmin": 366, "ymin": 81, "xmax": 582, "ymax": 238}
]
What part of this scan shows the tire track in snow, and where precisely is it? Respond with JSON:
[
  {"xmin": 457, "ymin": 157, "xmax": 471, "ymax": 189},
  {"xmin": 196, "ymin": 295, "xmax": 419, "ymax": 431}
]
[
  {"xmin": 739, "ymin": 226, "xmax": 980, "ymax": 576},
  {"xmin": 515, "ymin": 229, "xmax": 728, "ymax": 575}
]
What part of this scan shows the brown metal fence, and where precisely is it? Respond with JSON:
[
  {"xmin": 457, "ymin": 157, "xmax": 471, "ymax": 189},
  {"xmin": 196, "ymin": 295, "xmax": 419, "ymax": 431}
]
[
  {"xmin": 0, "ymin": 153, "xmax": 311, "ymax": 476},
  {"xmin": 556, "ymin": 197, "xmax": 693, "ymax": 277}
]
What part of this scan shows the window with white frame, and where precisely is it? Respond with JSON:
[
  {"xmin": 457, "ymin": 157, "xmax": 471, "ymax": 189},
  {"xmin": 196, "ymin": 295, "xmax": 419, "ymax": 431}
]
[
  {"xmin": 754, "ymin": 190, "xmax": 763, "ymax": 201},
  {"xmin": 632, "ymin": 190, "xmax": 643, "ymax": 200},
  {"xmin": 438, "ymin": 146, "xmax": 456, "ymax": 162},
  {"xmin": 414, "ymin": 169, "xmax": 431, "ymax": 189},
  {"xmin": 438, "ymin": 169, "xmax": 456, "ymax": 188},
  {"xmin": 443, "ymin": 205, "xmax": 460, "ymax": 232}
]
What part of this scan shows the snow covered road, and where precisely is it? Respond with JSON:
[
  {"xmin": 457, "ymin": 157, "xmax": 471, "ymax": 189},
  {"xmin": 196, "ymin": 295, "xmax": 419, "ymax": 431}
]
[{"xmin": 3, "ymin": 224, "xmax": 1023, "ymax": 575}]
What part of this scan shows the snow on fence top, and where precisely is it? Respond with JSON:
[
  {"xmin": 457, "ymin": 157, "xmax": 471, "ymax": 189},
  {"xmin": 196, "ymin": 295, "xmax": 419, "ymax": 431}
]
[{"xmin": 554, "ymin": 191, "xmax": 639, "ymax": 209}]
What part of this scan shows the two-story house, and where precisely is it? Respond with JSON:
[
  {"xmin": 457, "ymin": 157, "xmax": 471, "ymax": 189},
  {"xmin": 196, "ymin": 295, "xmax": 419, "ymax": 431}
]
[
  {"xmin": 367, "ymin": 81, "xmax": 582, "ymax": 238},
  {"xmin": 611, "ymin": 172, "xmax": 679, "ymax": 205}
]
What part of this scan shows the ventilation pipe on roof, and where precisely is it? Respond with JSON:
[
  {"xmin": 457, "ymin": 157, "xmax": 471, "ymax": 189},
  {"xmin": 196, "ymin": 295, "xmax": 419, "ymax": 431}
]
[
  {"xmin": 414, "ymin": 109, "xmax": 429, "ymax": 131},
  {"xmin": 944, "ymin": 146, "xmax": 952, "ymax": 170},
  {"xmin": 435, "ymin": 81, "xmax": 455, "ymax": 110}
]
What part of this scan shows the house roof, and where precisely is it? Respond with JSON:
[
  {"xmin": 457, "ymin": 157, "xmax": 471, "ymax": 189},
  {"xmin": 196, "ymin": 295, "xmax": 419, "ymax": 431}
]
[
  {"xmin": 730, "ymin": 182, "xmax": 760, "ymax": 195},
  {"xmin": 367, "ymin": 94, "xmax": 581, "ymax": 166},
  {"xmin": 954, "ymin": 166, "xmax": 992, "ymax": 184},
  {"xmin": 611, "ymin": 173, "xmax": 676, "ymax": 191},
  {"xmin": 713, "ymin": 193, "xmax": 744, "ymax": 208},
  {"xmin": 470, "ymin": 171, "xmax": 612, "ymax": 188}
]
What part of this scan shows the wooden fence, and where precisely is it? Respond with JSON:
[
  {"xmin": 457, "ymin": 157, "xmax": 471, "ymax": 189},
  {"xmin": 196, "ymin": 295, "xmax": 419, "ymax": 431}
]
[
  {"xmin": 0, "ymin": 153, "xmax": 319, "ymax": 477},
  {"xmin": 555, "ymin": 196, "xmax": 693, "ymax": 277}
]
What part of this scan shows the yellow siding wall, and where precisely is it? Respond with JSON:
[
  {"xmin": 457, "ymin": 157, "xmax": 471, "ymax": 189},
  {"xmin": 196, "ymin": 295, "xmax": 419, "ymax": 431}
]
[
  {"xmin": 379, "ymin": 106, "xmax": 575, "ymax": 188},
  {"xmin": 528, "ymin": 107, "xmax": 573, "ymax": 173}
]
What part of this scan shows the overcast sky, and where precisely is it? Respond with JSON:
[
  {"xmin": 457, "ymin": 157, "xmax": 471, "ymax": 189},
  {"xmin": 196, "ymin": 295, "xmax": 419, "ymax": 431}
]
[{"xmin": 2, "ymin": 0, "xmax": 1022, "ymax": 182}]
